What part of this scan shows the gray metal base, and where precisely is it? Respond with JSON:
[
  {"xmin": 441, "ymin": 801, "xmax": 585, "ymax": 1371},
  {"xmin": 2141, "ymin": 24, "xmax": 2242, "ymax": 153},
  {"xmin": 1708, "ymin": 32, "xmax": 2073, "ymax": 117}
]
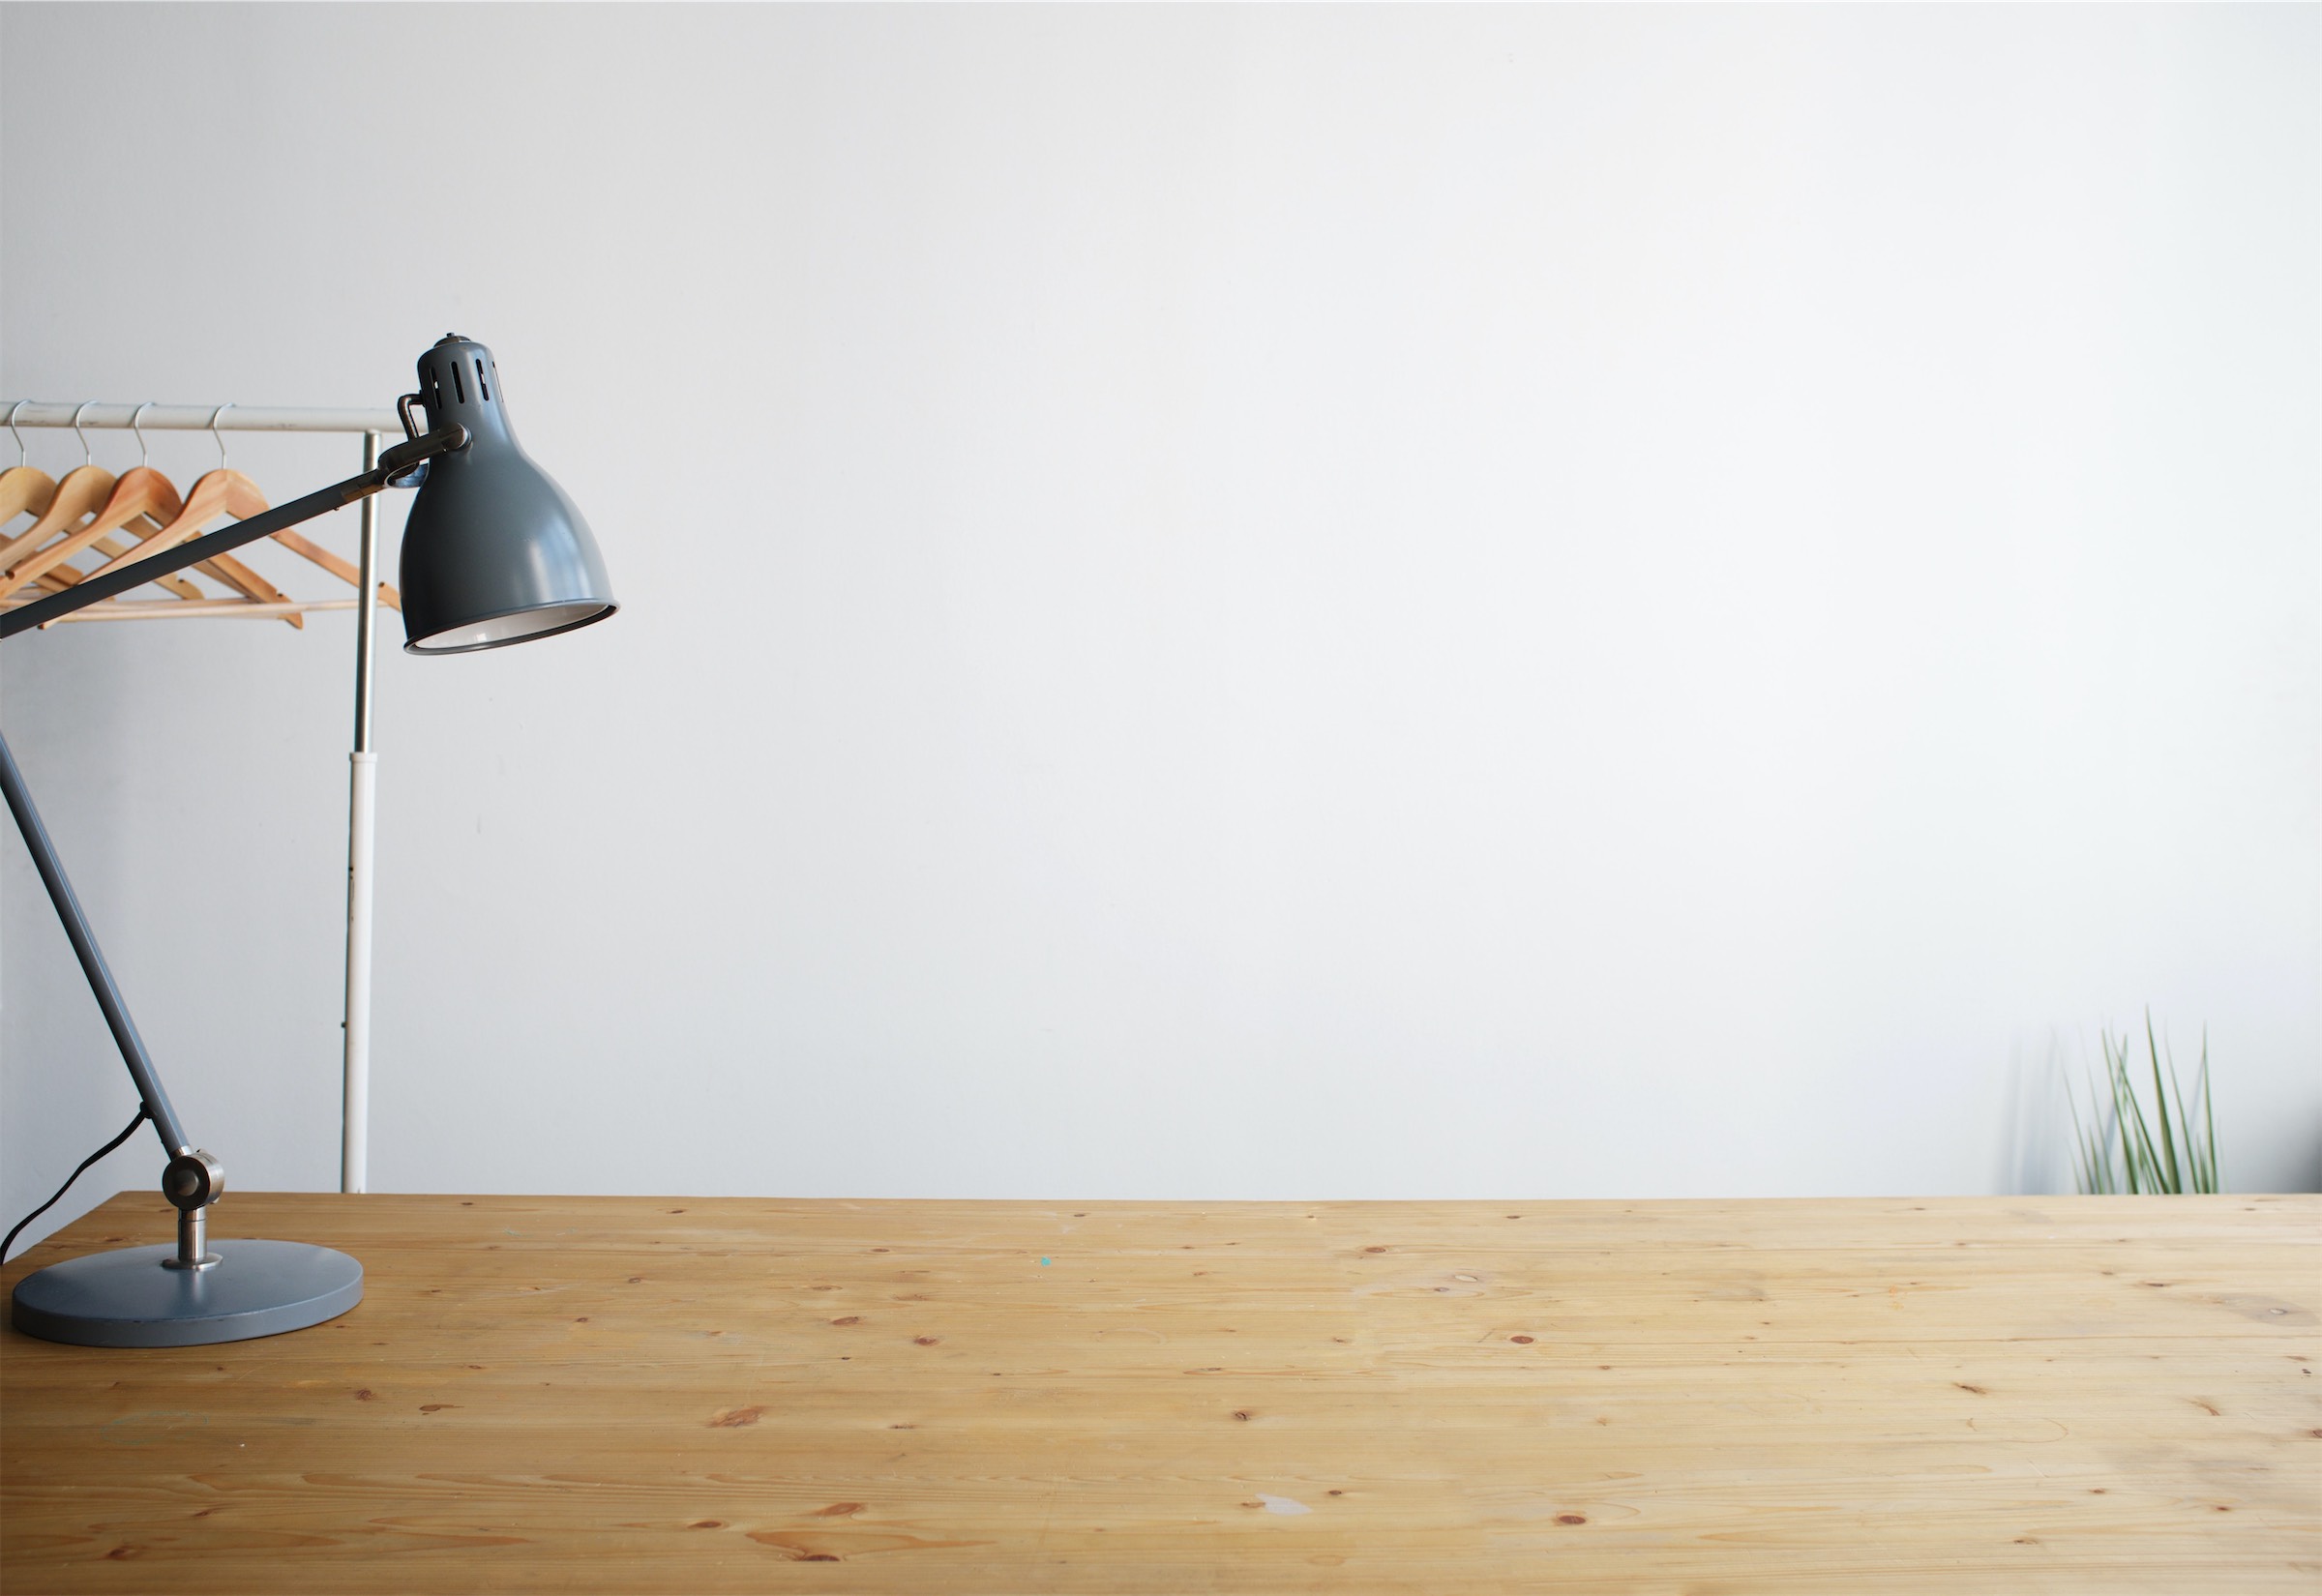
[{"xmin": 11, "ymin": 1239, "xmax": 363, "ymax": 1347}]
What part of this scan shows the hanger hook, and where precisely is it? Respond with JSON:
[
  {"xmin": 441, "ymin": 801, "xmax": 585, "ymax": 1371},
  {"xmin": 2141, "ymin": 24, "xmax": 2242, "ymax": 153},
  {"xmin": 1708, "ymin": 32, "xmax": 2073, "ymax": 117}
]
[
  {"xmin": 71, "ymin": 401, "xmax": 98, "ymax": 468},
  {"xmin": 6, "ymin": 401, "xmax": 25, "ymax": 470},
  {"xmin": 130, "ymin": 402, "xmax": 156, "ymax": 469},
  {"xmin": 209, "ymin": 402, "xmax": 233, "ymax": 472}
]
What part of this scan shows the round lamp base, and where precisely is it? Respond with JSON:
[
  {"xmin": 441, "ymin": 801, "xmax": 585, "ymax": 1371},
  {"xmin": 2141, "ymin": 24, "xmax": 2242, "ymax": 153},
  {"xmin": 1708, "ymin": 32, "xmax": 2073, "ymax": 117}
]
[{"xmin": 12, "ymin": 1239, "xmax": 363, "ymax": 1347}]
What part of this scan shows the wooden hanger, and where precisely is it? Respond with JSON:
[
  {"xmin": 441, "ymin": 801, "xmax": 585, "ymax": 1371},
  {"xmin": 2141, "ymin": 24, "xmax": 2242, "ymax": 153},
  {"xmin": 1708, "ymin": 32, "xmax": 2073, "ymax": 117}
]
[
  {"xmin": 33, "ymin": 408, "xmax": 283, "ymax": 622},
  {"xmin": 0, "ymin": 407, "xmax": 204, "ymax": 606},
  {"xmin": 0, "ymin": 463, "xmax": 115, "ymax": 592},
  {"xmin": 2, "ymin": 404, "xmax": 118, "ymax": 585},
  {"xmin": 82, "ymin": 465, "xmax": 401, "ymax": 622},
  {"xmin": 268, "ymin": 525, "xmax": 402, "ymax": 611},
  {"xmin": 0, "ymin": 464, "xmax": 56, "ymax": 525},
  {"xmin": 17, "ymin": 519, "xmax": 208, "ymax": 604},
  {"xmin": 83, "ymin": 468, "xmax": 306, "ymax": 626},
  {"xmin": 0, "ymin": 406, "xmax": 57, "ymax": 526},
  {"xmin": 6, "ymin": 524, "xmax": 205, "ymax": 604},
  {"xmin": 20, "ymin": 543, "xmax": 204, "ymax": 603},
  {"xmin": 3, "ymin": 464, "xmax": 186, "ymax": 596}
]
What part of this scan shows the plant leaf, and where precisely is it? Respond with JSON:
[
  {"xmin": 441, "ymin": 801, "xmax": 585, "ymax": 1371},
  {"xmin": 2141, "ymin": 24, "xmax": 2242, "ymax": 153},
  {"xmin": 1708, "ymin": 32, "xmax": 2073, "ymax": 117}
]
[
  {"xmin": 2147, "ymin": 1012, "xmax": 2180, "ymax": 1194},
  {"xmin": 2197, "ymin": 1031, "xmax": 2218, "ymax": 1194}
]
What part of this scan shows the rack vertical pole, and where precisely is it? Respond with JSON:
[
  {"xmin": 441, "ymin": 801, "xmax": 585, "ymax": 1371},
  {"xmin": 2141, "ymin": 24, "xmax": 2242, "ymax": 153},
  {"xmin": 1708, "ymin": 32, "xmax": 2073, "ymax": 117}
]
[{"xmin": 342, "ymin": 431, "xmax": 381, "ymax": 1195}]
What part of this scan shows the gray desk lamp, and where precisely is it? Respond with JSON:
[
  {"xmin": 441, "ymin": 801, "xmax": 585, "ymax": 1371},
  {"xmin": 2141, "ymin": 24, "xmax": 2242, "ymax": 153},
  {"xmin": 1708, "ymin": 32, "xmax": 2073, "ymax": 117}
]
[{"xmin": 2, "ymin": 336, "xmax": 614, "ymax": 1346}]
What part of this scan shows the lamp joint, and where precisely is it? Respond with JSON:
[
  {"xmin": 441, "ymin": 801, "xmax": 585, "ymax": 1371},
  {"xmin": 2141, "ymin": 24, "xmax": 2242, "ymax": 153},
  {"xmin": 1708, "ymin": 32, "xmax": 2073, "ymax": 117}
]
[
  {"xmin": 378, "ymin": 423, "xmax": 467, "ymax": 488},
  {"xmin": 163, "ymin": 1149, "xmax": 223, "ymax": 1212}
]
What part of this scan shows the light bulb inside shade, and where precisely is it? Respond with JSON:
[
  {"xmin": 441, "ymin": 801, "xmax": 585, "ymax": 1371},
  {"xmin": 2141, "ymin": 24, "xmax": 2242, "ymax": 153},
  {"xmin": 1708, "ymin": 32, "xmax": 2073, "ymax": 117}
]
[{"xmin": 405, "ymin": 601, "xmax": 614, "ymax": 655}]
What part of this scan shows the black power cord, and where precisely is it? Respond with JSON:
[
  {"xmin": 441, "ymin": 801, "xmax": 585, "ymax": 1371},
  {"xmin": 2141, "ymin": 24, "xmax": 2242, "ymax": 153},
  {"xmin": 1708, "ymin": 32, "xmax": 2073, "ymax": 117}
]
[{"xmin": 1, "ymin": 1105, "xmax": 149, "ymax": 1266}]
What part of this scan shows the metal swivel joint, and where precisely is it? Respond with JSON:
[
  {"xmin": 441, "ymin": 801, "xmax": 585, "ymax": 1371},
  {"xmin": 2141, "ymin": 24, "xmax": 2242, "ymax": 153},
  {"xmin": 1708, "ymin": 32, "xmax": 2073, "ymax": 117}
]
[{"xmin": 160, "ymin": 1150, "xmax": 223, "ymax": 1271}]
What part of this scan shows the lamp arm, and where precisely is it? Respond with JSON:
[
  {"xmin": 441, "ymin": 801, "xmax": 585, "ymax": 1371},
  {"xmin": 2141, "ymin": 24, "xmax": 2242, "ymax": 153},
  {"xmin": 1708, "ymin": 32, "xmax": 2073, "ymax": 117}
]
[
  {"xmin": 0, "ymin": 424, "xmax": 465, "ymax": 640},
  {"xmin": 0, "ymin": 729, "xmax": 192, "ymax": 1160}
]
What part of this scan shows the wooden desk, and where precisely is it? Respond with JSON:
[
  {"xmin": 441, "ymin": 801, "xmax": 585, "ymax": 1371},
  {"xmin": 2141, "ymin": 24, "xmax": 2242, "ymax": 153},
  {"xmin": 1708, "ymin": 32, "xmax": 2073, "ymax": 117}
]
[{"xmin": 4, "ymin": 1193, "xmax": 2316, "ymax": 1592}]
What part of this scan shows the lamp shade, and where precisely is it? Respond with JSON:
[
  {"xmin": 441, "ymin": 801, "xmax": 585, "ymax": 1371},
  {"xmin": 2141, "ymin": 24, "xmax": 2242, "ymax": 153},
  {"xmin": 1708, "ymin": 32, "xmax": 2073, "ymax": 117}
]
[{"xmin": 398, "ymin": 335, "xmax": 616, "ymax": 653}]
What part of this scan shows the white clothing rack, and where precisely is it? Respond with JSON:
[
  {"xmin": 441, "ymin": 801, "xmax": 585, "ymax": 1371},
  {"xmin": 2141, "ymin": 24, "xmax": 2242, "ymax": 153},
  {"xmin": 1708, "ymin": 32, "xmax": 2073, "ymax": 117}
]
[{"xmin": 5, "ymin": 400, "xmax": 393, "ymax": 1197}]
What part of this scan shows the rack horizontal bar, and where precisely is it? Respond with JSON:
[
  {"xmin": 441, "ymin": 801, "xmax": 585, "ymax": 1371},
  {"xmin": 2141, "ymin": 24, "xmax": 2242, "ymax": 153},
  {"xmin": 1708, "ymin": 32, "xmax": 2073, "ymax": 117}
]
[{"xmin": 2, "ymin": 402, "xmax": 397, "ymax": 435}]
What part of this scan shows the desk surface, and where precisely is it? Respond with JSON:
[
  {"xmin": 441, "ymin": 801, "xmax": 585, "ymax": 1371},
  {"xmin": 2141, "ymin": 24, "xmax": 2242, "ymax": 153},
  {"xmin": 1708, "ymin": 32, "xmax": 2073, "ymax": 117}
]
[{"xmin": 3, "ymin": 1193, "xmax": 2316, "ymax": 1592}]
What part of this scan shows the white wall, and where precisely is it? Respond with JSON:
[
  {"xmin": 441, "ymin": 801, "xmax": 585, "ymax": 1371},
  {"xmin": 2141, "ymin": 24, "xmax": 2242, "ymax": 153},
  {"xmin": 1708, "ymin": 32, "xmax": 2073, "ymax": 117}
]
[{"xmin": 4, "ymin": 4, "xmax": 2315, "ymax": 1245}]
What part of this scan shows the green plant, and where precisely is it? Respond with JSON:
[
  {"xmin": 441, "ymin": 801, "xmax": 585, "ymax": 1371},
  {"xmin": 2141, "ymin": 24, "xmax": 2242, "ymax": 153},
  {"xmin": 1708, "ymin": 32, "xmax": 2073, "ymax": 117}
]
[{"xmin": 2069, "ymin": 1014, "xmax": 2218, "ymax": 1195}]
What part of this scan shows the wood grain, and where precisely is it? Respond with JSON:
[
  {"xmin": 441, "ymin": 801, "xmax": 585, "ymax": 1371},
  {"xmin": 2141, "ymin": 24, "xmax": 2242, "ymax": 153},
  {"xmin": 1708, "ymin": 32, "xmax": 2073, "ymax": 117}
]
[{"xmin": 4, "ymin": 1193, "xmax": 2315, "ymax": 1593}]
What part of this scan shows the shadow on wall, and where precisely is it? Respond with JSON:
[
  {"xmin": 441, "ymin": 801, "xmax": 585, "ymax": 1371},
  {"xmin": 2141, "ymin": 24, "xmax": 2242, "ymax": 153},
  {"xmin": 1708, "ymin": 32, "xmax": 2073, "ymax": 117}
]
[
  {"xmin": 1996, "ymin": 1033, "xmax": 2071, "ymax": 1197},
  {"xmin": 2293, "ymin": 1131, "xmax": 2322, "ymax": 1195}
]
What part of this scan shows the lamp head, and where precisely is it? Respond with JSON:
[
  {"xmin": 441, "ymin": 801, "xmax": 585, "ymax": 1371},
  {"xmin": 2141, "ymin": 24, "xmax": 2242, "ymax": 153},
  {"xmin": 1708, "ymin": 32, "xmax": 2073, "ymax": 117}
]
[{"xmin": 398, "ymin": 335, "xmax": 616, "ymax": 653}]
